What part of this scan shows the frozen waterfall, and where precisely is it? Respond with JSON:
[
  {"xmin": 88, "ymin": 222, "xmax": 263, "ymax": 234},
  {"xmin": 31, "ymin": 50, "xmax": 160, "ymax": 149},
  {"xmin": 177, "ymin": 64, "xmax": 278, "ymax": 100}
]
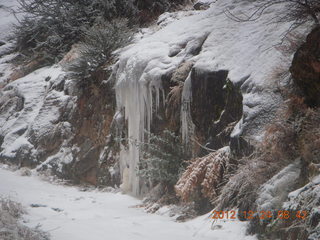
[{"xmin": 114, "ymin": 54, "xmax": 168, "ymax": 196}]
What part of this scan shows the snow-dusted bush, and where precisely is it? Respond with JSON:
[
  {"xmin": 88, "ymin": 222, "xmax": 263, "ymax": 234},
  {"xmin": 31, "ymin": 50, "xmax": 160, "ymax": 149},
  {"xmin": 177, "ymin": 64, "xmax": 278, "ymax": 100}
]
[
  {"xmin": 14, "ymin": 0, "xmax": 187, "ymax": 64},
  {"xmin": 175, "ymin": 147, "xmax": 230, "ymax": 202},
  {"xmin": 253, "ymin": 175, "xmax": 320, "ymax": 240},
  {"xmin": 216, "ymin": 155, "xmax": 279, "ymax": 215},
  {"xmin": 14, "ymin": 0, "xmax": 137, "ymax": 63},
  {"xmin": 67, "ymin": 19, "xmax": 132, "ymax": 86},
  {"xmin": 0, "ymin": 198, "xmax": 49, "ymax": 240},
  {"xmin": 138, "ymin": 130, "xmax": 190, "ymax": 187},
  {"xmin": 215, "ymin": 94, "xmax": 320, "ymax": 239}
]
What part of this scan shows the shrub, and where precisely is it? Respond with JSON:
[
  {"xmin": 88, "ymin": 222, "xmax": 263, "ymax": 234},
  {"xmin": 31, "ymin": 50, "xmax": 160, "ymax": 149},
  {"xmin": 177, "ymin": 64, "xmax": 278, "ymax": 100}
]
[
  {"xmin": 14, "ymin": 0, "xmax": 137, "ymax": 64},
  {"xmin": 175, "ymin": 147, "xmax": 230, "ymax": 202},
  {"xmin": 136, "ymin": 0, "xmax": 186, "ymax": 13},
  {"xmin": 14, "ymin": 0, "xmax": 187, "ymax": 64},
  {"xmin": 0, "ymin": 198, "xmax": 49, "ymax": 240},
  {"xmin": 67, "ymin": 19, "xmax": 132, "ymax": 86},
  {"xmin": 215, "ymin": 95, "xmax": 320, "ymax": 240},
  {"xmin": 228, "ymin": 0, "xmax": 320, "ymax": 24},
  {"xmin": 137, "ymin": 130, "xmax": 190, "ymax": 187}
]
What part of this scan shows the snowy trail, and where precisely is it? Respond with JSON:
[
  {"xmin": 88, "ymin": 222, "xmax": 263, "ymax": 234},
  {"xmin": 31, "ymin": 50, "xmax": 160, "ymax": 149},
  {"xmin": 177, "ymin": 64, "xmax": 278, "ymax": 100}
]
[{"xmin": 0, "ymin": 167, "xmax": 256, "ymax": 240}]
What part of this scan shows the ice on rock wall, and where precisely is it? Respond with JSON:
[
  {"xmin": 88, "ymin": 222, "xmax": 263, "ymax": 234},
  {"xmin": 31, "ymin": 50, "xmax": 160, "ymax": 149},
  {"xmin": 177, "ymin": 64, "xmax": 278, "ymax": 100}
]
[
  {"xmin": 114, "ymin": 47, "xmax": 175, "ymax": 195},
  {"xmin": 181, "ymin": 73, "xmax": 195, "ymax": 145},
  {"xmin": 113, "ymin": 0, "xmax": 311, "ymax": 195}
]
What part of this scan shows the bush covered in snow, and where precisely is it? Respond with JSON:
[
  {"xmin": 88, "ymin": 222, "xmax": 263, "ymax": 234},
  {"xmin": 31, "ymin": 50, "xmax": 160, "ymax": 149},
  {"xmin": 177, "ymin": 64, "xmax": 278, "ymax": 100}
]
[
  {"xmin": 216, "ymin": 110, "xmax": 299, "ymax": 216},
  {"xmin": 282, "ymin": 176, "xmax": 320, "ymax": 239},
  {"xmin": 67, "ymin": 19, "xmax": 132, "ymax": 86},
  {"xmin": 174, "ymin": 147, "xmax": 230, "ymax": 213},
  {"xmin": 175, "ymin": 147, "xmax": 230, "ymax": 203},
  {"xmin": 14, "ymin": 0, "xmax": 187, "ymax": 65},
  {"xmin": 228, "ymin": 0, "xmax": 320, "ymax": 28},
  {"xmin": 136, "ymin": 0, "xmax": 186, "ymax": 14},
  {"xmin": 138, "ymin": 130, "xmax": 190, "ymax": 187},
  {"xmin": 0, "ymin": 198, "xmax": 49, "ymax": 240},
  {"xmin": 14, "ymin": 0, "xmax": 136, "ymax": 64}
]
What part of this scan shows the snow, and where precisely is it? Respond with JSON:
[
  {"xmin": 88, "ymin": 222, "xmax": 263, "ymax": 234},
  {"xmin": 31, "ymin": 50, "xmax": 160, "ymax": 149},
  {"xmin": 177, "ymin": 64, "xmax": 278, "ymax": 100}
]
[
  {"xmin": 0, "ymin": 66, "xmax": 69, "ymax": 159},
  {"xmin": 0, "ymin": 167, "xmax": 256, "ymax": 240},
  {"xmin": 113, "ymin": 0, "xmax": 310, "ymax": 195},
  {"xmin": 283, "ymin": 174, "xmax": 320, "ymax": 210},
  {"xmin": 0, "ymin": 0, "xmax": 21, "ymax": 86},
  {"xmin": 256, "ymin": 160, "xmax": 301, "ymax": 213},
  {"xmin": 0, "ymin": 0, "xmax": 19, "ymax": 38}
]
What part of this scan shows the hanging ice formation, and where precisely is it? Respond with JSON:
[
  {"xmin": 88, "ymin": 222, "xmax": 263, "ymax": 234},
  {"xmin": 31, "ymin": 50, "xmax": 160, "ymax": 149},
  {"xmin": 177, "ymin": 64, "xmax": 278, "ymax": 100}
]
[
  {"xmin": 180, "ymin": 73, "xmax": 195, "ymax": 146},
  {"xmin": 112, "ymin": 28, "xmax": 202, "ymax": 196},
  {"xmin": 113, "ymin": 55, "xmax": 166, "ymax": 196}
]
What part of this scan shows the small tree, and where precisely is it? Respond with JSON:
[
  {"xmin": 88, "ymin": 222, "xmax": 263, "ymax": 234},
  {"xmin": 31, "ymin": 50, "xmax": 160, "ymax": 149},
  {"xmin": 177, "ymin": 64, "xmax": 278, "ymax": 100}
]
[
  {"xmin": 138, "ymin": 130, "xmax": 190, "ymax": 187},
  {"xmin": 67, "ymin": 19, "xmax": 132, "ymax": 85},
  {"xmin": 14, "ymin": 0, "xmax": 137, "ymax": 63}
]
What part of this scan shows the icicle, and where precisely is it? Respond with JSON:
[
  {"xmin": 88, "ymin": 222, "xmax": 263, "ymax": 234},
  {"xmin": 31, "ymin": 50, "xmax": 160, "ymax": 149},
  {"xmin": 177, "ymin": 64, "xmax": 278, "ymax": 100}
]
[
  {"xmin": 114, "ymin": 59, "xmax": 164, "ymax": 196},
  {"xmin": 181, "ymin": 73, "xmax": 195, "ymax": 145}
]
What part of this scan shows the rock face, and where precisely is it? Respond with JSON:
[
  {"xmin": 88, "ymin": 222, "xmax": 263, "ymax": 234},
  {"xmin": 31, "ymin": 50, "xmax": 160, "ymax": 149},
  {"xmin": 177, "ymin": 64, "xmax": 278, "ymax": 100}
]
[
  {"xmin": 291, "ymin": 27, "xmax": 320, "ymax": 107},
  {"xmin": 193, "ymin": 1, "xmax": 211, "ymax": 10},
  {"xmin": 0, "ymin": 67, "xmax": 69, "ymax": 168},
  {"xmin": 189, "ymin": 67, "xmax": 243, "ymax": 152},
  {"xmin": 0, "ymin": 64, "xmax": 118, "ymax": 186},
  {"xmin": 150, "ymin": 65, "xmax": 243, "ymax": 156}
]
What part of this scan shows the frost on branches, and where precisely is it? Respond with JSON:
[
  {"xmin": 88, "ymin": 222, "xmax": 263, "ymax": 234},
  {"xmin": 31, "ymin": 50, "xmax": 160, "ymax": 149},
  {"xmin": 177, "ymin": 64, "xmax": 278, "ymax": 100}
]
[{"xmin": 175, "ymin": 146, "xmax": 230, "ymax": 202}]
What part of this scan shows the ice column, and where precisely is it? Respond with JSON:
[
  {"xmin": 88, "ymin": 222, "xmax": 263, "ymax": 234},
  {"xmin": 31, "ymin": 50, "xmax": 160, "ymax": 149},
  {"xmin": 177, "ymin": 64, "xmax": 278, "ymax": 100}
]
[
  {"xmin": 114, "ymin": 61, "xmax": 163, "ymax": 196},
  {"xmin": 181, "ymin": 73, "xmax": 195, "ymax": 145}
]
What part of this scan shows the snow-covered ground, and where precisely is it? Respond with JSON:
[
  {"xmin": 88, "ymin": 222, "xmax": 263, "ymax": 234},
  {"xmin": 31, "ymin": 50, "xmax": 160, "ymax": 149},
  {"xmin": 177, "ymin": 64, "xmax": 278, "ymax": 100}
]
[{"xmin": 0, "ymin": 167, "xmax": 256, "ymax": 240}]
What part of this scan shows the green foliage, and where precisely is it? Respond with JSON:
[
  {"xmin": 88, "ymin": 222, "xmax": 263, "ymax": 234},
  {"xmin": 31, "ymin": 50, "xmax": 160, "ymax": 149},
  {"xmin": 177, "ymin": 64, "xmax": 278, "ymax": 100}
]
[
  {"xmin": 138, "ymin": 130, "xmax": 190, "ymax": 186},
  {"xmin": 67, "ymin": 19, "xmax": 132, "ymax": 84},
  {"xmin": 14, "ymin": 0, "xmax": 137, "ymax": 64},
  {"xmin": 14, "ymin": 0, "xmax": 187, "ymax": 64}
]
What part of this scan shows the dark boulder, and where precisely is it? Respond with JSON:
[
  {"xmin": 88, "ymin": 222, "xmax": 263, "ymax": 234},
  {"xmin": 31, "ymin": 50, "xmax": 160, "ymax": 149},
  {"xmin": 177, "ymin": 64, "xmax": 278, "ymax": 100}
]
[
  {"xmin": 189, "ymin": 67, "xmax": 243, "ymax": 152},
  {"xmin": 193, "ymin": 1, "xmax": 210, "ymax": 10},
  {"xmin": 291, "ymin": 27, "xmax": 320, "ymax": 107}
]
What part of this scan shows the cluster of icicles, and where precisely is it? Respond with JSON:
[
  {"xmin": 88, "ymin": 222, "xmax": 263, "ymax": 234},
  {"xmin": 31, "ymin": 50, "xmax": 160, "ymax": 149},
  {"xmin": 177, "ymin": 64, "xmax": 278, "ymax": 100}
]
[{"xmin": 113, "ymin": 61, "xmax": 194, "ymax": 196}]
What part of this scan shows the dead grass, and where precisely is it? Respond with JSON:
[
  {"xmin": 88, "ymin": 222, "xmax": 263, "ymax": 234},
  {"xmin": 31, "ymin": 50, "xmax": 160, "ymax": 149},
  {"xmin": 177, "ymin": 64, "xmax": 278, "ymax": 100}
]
[
  {"xmin": 215, "ymin": 94, "xmax": 320, "ymax": 239},
  {"xmin": 166, "ymin": 83, "xmax": 183, "ymax": 130},
  {"xmin": 175, "ymin": 147, "xmax": 230, "ymax": 202},
  {"xmin": 0, "ymin": 197, "xmax": 50, "ymax": 240}
]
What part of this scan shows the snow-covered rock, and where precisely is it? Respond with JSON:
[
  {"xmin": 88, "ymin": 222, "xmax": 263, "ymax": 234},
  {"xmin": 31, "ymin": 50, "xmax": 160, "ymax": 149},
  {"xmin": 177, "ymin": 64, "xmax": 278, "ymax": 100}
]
[
  {"xmin": 113, "ymin": 0, "xmax": 308, "ymax": 195},
  {"xmin": 0, "ymin": 66, "xmax": 74, "ymax": 167},
  {"xmin": 256, "ymin": 159, "xmax": 301, "ymax": 214}
]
